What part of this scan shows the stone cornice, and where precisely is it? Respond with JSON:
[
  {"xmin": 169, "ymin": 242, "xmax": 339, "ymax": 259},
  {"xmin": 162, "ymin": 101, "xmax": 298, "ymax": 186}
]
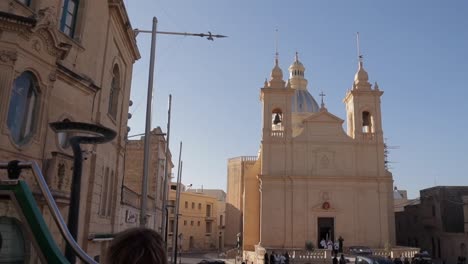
[
  {"xmin": 0, "ymin": 11, "xmax": 36, "ymax": 27},
  {"xmin": 57, "ymin": 62, "xmax": 100, "ymax": 94},
  {"xmin": 108, "ymin": 0, "xmax": 140, "ymax": 61}
]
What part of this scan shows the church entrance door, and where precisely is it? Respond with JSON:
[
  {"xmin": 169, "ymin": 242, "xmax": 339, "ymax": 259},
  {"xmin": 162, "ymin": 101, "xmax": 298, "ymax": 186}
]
[{"xmin": 317, "ymin": 217, "xmax": 334, "ymax": 246}]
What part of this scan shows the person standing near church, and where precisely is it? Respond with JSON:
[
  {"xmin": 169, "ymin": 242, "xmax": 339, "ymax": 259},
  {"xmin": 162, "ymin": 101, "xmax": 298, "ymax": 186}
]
[
  {"xmin": 270, "ymin": 251, "xmax": 275, "ymax": 264},
  {"xmin": 339, "ymin": 254, "xmax": 346, "ymax": 264},
  {"xmin": 264, "ymin": 252, "xmax": 269, "ymax": 264},
  {"xmin": 332, "ymin": 255, "xmax": 338, "ymax": 264},
  {"xmin": 320, "ymin": 238, "xmax": 326, "ymax": 249},
  {"xmin": 338, "ymin": 236, "xmax": 344, "ymax": 253},
  {"xmin": 327, "ymin": 240, "xmax": 333, "ymax": 251}
]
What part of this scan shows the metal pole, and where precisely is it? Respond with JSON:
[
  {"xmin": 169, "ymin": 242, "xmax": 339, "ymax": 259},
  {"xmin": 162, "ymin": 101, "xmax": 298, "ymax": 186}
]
[
  {"xmin": 140, "ymin": 16, "xmax": 158, "ymax": 227},
  {"xmin": 172, "ymin": 142, "xmax": 183, "ymax": 264},
  {"xmin": 174, "ymin": 161, "xmax": 183, "ymax": 264},
  {"xmin": 161, "ymin": 94, "xmax": 172, "ymax": 240}
]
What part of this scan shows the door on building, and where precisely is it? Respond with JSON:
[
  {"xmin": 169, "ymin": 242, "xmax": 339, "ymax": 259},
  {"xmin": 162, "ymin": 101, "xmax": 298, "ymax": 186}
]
[
  {"xmin": 317, "ymin": 217, "xmax": 334, "ymax": 246},
  {"xmin": 189, "ymin": 236, "xmax": 194, "ymax": 249}
]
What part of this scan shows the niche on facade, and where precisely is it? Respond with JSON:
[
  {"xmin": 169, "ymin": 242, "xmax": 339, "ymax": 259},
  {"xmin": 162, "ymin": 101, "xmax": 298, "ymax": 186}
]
[{"xmin": 45, "ymin": 152, "xmax": 73, "ymax": 195}]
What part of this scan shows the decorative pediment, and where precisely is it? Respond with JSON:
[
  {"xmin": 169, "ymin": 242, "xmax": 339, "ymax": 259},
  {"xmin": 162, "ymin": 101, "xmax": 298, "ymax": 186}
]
[
  {"xmin": 302, "ymin": 110, "xmax": 344, "ymax": 124},
  {"xmin": 29, "ymin": 7, "xmax": 71, "ymax": 60}
]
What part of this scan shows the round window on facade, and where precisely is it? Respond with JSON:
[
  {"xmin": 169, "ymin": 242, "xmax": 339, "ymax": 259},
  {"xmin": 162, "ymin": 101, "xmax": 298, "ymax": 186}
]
[{"xmin": 6, "ymin": 71, "xmax": 39, "ymax": 145}]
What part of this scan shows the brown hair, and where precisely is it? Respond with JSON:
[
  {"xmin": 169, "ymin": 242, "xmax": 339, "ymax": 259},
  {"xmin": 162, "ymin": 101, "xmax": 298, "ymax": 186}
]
[{"xmin": 106, "ymin": 227, "xmax": 167, "ymax": 264}]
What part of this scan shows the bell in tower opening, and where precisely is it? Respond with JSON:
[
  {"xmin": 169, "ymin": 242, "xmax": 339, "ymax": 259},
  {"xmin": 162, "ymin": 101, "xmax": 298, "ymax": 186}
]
[{"xmin": 271, "ymin": 109, "xmax": 283, "ymax": 131}]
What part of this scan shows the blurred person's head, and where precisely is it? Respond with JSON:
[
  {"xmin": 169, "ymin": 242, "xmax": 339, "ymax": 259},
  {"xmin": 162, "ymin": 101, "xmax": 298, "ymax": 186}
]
[{"xmin": 107, "ymin": 227, "xmax": 167, "ymax": 264}]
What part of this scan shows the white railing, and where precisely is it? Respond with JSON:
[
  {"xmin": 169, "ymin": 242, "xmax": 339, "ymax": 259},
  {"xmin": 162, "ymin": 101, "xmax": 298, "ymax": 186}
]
[
  {"xmin": 228, "ymin": 156, "xmax": 258, "ymax": 163},
  {"xmin": 370, "ymin": 247, "xmax": 419, "ymax": 259},
  {"xmin": 271, "ymin": 130, "xmax": 284, "ymax": 138}
]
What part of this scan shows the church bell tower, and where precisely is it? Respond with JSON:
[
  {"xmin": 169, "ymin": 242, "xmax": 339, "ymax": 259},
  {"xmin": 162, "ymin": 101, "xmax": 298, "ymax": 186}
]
[
  {"xmin": 260, "ymin": 54, "xmax": 294, "ymax": 176},
  {"xmin": 344, "ymin": 59, "xmax": 384, "ymax": 143}
]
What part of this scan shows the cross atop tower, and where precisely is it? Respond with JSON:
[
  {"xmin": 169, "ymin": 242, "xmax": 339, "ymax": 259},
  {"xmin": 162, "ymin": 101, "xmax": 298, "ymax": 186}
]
[{"xmin": 319, "ymin": 91, "xmax": 326, "ymax": 108}]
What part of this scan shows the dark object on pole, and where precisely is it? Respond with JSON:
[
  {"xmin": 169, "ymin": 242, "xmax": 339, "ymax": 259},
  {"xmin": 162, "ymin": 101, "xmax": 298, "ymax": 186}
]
[
  {"xmin": 50, "ymin": 121, "xmax": 116, "ymax": 263},
  {"xmin": 7, "ymin": 160, "xmax": 22, "ymax": 179}
]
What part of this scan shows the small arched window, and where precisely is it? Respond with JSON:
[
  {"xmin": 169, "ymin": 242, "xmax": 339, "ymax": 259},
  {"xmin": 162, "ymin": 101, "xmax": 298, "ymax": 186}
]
[
  {"xmin": 362, "ymin": 111, "xmax": 372, "ymax": 133},
  {"xmin": 7, "ymin": 71, "xmax": 39, "ymax": 145},
  {"xmin": 108, "ymin": 65, "xmax": 120, "ymax": 120}
]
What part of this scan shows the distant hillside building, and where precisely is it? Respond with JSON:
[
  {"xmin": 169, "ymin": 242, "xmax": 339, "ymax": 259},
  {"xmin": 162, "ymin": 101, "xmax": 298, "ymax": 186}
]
[
  {"xmin": 395, "ymin": 186, "xmax": 468, "ymax": 264},
  {"xmin": 226, "ymin": 53, "xmax": 395, "ymax": 252}
]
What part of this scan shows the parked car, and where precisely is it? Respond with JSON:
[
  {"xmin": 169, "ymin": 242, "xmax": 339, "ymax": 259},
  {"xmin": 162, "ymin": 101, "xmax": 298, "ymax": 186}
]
[
  {"xmin": 354, "ymin": 255, "xmax": 393, "ymax": 264},
  {"xmin": 349, "ymin": 246, "xmax": 373, "ymax": 256},
  {"xmin": 345, "ymin": 246, "xmax": 374, "ymax": 263},
  {"xmin": 198, "ymin": 260, "xmax": 226, "ymax": 264},
  {"xmin": 411, "ymin": 252, "xmax": 432, "ymax": 264}
]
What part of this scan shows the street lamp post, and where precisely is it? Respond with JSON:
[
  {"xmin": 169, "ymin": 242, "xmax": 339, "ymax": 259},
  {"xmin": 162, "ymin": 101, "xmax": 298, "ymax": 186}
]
[{"xmin": 133, "ymin": 17, "xmax": 226, "ymax": 227}]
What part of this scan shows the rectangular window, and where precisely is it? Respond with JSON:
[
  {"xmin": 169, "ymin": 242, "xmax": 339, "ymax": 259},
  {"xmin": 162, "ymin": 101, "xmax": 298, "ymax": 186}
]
[
  {"xmin": 106, "ymin": 170, "xmax": 115, "ymax": 217},
  {"xmin": 192, "ymin": 202, "xmax": 195, "ymax": 209},
  {"xmin": 185, "ymin": 201, "xmax": 188, "ymax": 208},
  {"xmin": 198, "ymin": 203, "xmax": 201, "ymax": 210},
  {"xmin": 184, "ymin": 220, "xmax": 187, "ymax": 226},
  {"xmin": 206, "ymin": 204, "xmax": 212, "ymax": 217},
  {"xmin": 60, "ymin": 0, "xmax": 79, "ymax": 38},
  {"xmin": 206, "ymin": 221, "xmax": 212, "ymax": 233},
  {"xmin": 191, "ymin": 221, "xmax": 194, "ymax": 226},
  {"xmin": 169, "ymin": 220, "xmax": 174, "ymax": 233},
  {"xmin": 197, "ymin": 221, "xmax": 200, "ymax": 226},
  {"xmin": 99, "ymin": 167, "xmax": 109, "ymax": 216}
]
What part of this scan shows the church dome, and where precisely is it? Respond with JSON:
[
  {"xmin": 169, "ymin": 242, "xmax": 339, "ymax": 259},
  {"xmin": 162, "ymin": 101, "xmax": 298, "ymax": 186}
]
[{"xmin": 291, "ymin": 89, "xmax": 320, "ymax": 113}]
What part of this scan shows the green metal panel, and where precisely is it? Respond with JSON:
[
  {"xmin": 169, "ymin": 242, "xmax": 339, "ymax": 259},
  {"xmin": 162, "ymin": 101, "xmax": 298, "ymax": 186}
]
[{"xmin": 0, "ymin": 181, "xmax": 69, "ymax": 264}]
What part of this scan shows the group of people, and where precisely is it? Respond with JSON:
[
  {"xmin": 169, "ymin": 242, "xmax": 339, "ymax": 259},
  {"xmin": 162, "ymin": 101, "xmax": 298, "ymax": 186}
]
[
  {"xmin": 264, "ymin": 251, "xmax": 290, "ymax": 264},
  {"xmin": 320, "ymin": 236, "xmax": 344, "ymax": 255}
]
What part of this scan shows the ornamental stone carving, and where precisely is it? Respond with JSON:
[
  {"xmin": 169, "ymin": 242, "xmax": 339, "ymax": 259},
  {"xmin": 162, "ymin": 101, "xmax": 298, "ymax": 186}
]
[
  {"xmin": 0, "ymin": 50, "xmax": 17, "ymax": 65},
  {"xmin": 34, "ymin": 6, "xmax": 58, "ymax": 30}
]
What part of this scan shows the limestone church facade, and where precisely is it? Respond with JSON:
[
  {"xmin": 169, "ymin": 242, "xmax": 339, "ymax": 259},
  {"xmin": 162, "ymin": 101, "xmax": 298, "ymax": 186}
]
[{"xmin": 226, "ymin": 53, "xmax": 395, "ymax": 252}]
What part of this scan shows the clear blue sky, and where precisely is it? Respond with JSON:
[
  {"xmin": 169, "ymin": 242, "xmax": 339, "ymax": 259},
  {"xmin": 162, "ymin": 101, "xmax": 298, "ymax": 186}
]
[{"xmin": 124, "ymin": 0, "xmax": 468, "ymax": 198}]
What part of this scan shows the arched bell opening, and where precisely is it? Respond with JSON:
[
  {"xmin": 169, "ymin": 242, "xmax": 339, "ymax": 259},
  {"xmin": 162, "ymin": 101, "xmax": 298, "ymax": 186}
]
[
  {"xmin": 362, "ymin": 111, "xmax": 373, "ymax": 133},
  {"xmin": 271, "ymin": 108, "xmax": 283, "ymax": 131}
]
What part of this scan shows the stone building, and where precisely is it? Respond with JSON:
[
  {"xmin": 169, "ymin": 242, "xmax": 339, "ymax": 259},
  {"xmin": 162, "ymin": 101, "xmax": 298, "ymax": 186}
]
[
  {"xmin": 395, "ymin": 186, "xmax": 468, "ymax": 264},
  {"xmin": 226, "ymin": 53, "xmax": 395, "ymax": 253},
  {"xmin": 0, "ymin": 0, "xmax": 139, "ymax": 261},
  {"xmin": 168, "ymin": 183, "xmax": 224, "ymax": 252},
  {"xmin": 121, "ymin": 127, "xmax": 173, "ymax": 232}
]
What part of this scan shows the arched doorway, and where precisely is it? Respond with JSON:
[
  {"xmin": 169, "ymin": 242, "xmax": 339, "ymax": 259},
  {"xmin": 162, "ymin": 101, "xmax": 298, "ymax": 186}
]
[{"xmin": 0, "ymin": 217, "xmax": 25, "ymax": 264}]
